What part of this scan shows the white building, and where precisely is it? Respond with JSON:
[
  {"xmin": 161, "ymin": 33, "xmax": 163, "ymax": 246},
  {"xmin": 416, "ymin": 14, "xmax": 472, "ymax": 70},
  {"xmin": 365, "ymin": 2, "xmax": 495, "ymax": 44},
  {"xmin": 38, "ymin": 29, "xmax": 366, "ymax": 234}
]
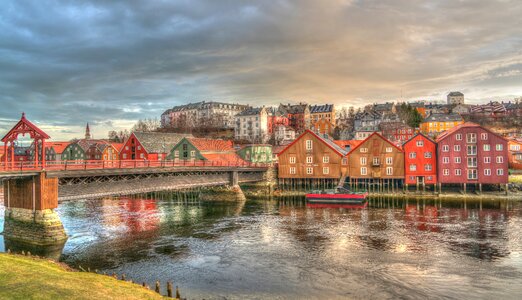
[
  {"xmin": 235, "ymin": 107, "xmax": 269, "ymax": 143},
  {"xmin": 447, "ymin": 92, "xmax": 464, "ymax": 105},
  {"xmin": 161, "ymin": 101, "xmax": 249, "ymax": 129},
  {"xmin": 274, "ymin": 125, "xmax": 296, "ymax": 145}
]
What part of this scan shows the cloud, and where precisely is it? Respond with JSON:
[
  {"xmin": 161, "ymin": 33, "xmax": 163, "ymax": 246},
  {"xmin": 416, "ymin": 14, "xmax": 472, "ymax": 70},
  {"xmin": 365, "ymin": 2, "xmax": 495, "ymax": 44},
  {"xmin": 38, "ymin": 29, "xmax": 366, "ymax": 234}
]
[{"xmin": 0, "ymin": 0, "xmax": 521, "ymax": 139}]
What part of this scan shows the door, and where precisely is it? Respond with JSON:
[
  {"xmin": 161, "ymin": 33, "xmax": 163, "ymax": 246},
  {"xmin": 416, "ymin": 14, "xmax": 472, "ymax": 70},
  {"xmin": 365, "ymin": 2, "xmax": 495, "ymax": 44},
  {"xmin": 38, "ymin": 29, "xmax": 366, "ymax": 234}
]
[{"xmin": 417, "ymin": 176, "xmax": 424, "ymax": 185}]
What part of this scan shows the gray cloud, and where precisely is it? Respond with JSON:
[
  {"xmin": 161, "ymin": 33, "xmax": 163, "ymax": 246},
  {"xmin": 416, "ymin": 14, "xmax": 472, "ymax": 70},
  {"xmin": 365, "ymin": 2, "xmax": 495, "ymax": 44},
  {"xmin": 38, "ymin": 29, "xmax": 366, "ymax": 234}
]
[{"xmin": 0, "ymin": 0, "xmax": 521, "ymax": 139}]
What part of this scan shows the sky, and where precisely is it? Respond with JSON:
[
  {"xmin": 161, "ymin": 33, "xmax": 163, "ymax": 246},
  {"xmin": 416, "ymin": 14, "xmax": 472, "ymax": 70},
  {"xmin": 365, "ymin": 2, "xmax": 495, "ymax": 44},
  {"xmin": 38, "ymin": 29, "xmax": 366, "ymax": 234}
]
[{"xmin": 1, "ymin": 0, "xmax": 521, "ymax": 140}]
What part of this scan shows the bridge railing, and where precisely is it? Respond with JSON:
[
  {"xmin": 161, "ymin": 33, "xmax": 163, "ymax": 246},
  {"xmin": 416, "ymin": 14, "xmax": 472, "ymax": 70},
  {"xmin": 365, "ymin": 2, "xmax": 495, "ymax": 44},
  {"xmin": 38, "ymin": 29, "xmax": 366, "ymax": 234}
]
[{"xmin": 0, "ymin": 159, "xmax": 271, "ymax": 172}]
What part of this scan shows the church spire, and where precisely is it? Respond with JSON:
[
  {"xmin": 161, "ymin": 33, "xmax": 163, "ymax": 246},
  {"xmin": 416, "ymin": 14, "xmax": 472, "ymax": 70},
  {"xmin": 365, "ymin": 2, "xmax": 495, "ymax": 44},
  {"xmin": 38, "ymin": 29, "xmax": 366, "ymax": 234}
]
[{"xmin": 85, "ymin": 123, "xmax": 91, "ymax": 140}]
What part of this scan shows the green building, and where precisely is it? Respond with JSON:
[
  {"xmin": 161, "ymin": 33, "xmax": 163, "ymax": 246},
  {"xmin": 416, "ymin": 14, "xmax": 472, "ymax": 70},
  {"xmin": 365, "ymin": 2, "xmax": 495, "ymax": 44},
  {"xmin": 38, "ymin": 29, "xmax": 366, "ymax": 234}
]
[
  {"xmin": 237, "ymin": 144, "xmax": 273, "ymax": 163},
  {"xmin": 61, "ymin": 142, "xmax": 87, "ymax": 161}
]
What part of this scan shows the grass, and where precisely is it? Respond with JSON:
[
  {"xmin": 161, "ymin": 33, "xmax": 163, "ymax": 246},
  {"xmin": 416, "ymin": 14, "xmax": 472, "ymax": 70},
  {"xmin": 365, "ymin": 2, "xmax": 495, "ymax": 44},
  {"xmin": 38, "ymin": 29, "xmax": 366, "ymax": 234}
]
[
  {"xmin": 0, "ymin": 253, "xmax": 166, "ymax": 300},
  {"xmin": 509, "ymin": 174, "xmax": 522, "ymax": 184}
]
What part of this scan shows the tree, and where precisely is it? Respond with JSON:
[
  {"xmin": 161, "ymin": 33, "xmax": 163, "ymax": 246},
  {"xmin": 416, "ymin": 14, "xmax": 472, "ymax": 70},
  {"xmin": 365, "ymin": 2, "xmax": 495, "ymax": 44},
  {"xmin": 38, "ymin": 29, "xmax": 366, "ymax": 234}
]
[{"xmin": 131, "ymin": 118, "xmax": 160, "ymax": 132}]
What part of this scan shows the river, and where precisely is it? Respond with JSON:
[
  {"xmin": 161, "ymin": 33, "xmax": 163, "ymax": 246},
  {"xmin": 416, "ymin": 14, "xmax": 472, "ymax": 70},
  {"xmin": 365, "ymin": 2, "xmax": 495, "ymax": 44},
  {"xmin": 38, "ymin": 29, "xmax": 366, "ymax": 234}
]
[{"xmin": 1, "ymin": 194, "xmax": 522, "ymax": 299}]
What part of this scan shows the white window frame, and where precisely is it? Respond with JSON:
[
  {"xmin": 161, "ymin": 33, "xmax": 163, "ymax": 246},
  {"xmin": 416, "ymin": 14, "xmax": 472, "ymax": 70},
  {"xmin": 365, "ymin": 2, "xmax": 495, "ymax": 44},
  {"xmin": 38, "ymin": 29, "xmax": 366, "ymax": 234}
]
[
  {"xmin": 481, "ymin": 133, "xmax": 488, "ymax": 140},
  {"xmin": 361, "ymin": 167, "xmax": 367, "ymax": 175},
  {"xmin": 306, "ymin": 140, "xmax": 313, "ymax": 150},
  {"xmin": 386, "ymin": 167, "xmax": 393, "ymax": 175},
  {"xmin": 455, "ymin": 169, "xmax": 462, "ymax": 176},
  {"xmin": 289, "ymin": 156, "xmax": 296, "ymax": 164},
  {"xmin": 425, "ymin": 164, "xmax": 432, "ymax": 171},
  {"xmin": 306, "ymin": 167, "xmax": 313, "ymax": 175},
  {"xmin": 443, "ymin": 157, "xmax": 449, "ymax": 164},
  {"xmin": 409, "ymin": 152, "xmax": 416, "ymax": 159},
  {"xmin": 484, "ymin": 169, "xmax": 491, "ymax": 176},
  {"xmin": 484, "ymin": 157, "xmax": 491, "ymax": 164},
  {"xmin": 323, "ymin": 167, "xmax": 329, "ymax": 175},
  {"xmin": 496, "ymin": 144, "xmax": 503, "ymax": 151},
  {"xmin": 443, "ymin": 169, "xmax": 449, "ymax": 176},
  {"xmin": 323, "ymin": 156, "xmax": 329, "ymax": 163},
  {"xmin": 467, "ymin": 169, "xmax": 478, "ymax": 180},
  {"xmin": 386, "ymin": 147, "xmax": 392, "ymax": 153},
  {"xmin": 306, "ymin": 156, "xmax": 313, "ymax": 164},
  {"xmin": 467, "ymin": 157, "xmax": 477, "ymax": 168},
  {"xmin": 484, "ymin": 144, "xmax": 491, "ymax": 151},
  {"xmin": 454, "ymin": 145, "xmax": 461, "ymax": 152},
  {"xmin": 289, "ymin": 167, "xmax": 296, "ymax": 174},
  {"xmin": 410, "ymin": 164, "xmax": 417, "ymax": 171},
  {"xmin": 360, "ymin": 157, "xmax": 367, "ymax": 165},
  {"xmin": 416, "ymin": 140, "xmax": 424, "ymax": 147},
  {"xmin": 455, "ymin": 157, "xmax": 461, "ymax": 163},
  {"xmin": 467, "ymin": 133, "xmax": 477, "ymax": 143},
  {"xmin": 386, "ymin": 157, "xmax": 392, "ymax": 165},
  {"xmin": 496, "ymin": 156, "xmax": 503, "ymax": 163},
  {"xmin": 360, "ymin": 147, "xmax": 368, "ymax": 153},
  {"xmin": 456, "ymin": 134, "xmax": 462, "ymax": 141},
  {"xmin": 497, "ymin": 169, "xmax": 504, "ymax": 176},
  {"xmin": 424, "ymin": 152, "xmax": 432, "ymax": 158},
  {"xmin": 442, "ymin": 145, "xmax": 449, "ymax": 152}
]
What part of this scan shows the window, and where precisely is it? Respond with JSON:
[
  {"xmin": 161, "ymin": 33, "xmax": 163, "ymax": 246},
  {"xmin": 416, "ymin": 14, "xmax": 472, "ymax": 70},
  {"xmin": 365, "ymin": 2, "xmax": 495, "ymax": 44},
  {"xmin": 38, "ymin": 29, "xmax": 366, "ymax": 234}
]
[
  {"xmin": 484, "ymin": 169, "xmax": 491, "ymax": 176},
  {"xmin": 386, "ymin": 157, "xmax": 393, "ymax": 165},
  {"xmin": 289, "ymin": 156, "xmax": 296, "ymax": 164},
  {"xmin": 496, "ymin": 144, "xmax": 503, "ymax": 151},
  {"xmin": 416, "ymin": 140, "xmax": 424, "ymax": 147},
  {"xmin": 174, "ymin": 150, "xmax": 179, "ymax": 157},
  {"xmin": 454, "ymin": 157, "xmax": 461, "ymax": 163},
  {"xmin": 183, "ymin": 144, "xmax": 188, "ymax": 150},
  {"xmin": 467, "ymin": 157, "xmax": 477, "ymax": 168},
  {"xmin": 306, "ymin": 156, "xmax": 313, "ymax": 164},
  {"xmin": 454, "ymin": 145, "xmax": 461, "ymax": 152},
  {"xmin": 323, "ymin": 167, "xmax": 329, "ymax": 174},
  {"xmin": 306, "ymin": 167, "xmax": 313, "ymax": 175},
  {"xmin": 443, "ymin": 157, "xmax": 449, "ymax": 164},
  {"xmin": 409, "ymin": 152, "xmax": 416, "ymax": 159},
  {"xmin": 190, "ymin": 150, "xmax": 195, "ymax": 157},
  {"xmin": 410, "ymin": 164, "xmax": 417, "ymax": 171},
  {"xmin": 137, "ymin": 146, "xmax": 141, "ymax": 150},
  {"xmin": 342, "ymin": 158, "xmax": 347, "ymax": 165},
  {"xmin": 359, "ymin": 147, "xmax": 369, "ymax": 153},
  {"xmin": 442, "ymin": 145, "xmax": 449, "ymax": 152},
  {"xmin": 484, "ymin": 144, "xmax": 491, "ymax": 151},
  {"xmin": 140, "ymin": 153, "xmax": 144, "ymax": 159},
  {"xmin": 425, "ymin": 152, "xmax": 432, "ymax": 158},
  {"xmin": 467, "ymin": 145, "xmax": 477, "ymax": 155},
  {"xmin": 425, "ymin": 164, "xmax": 432, "ymax": 171},
  {"xmin": 496, "ymin": 156, "xmax": 503, "ymax": 163},
  {"xmin": 455, "ymin": 169, "xmax": 462, "ymax": 176},
  {"xmin": 289, "ymin": 167, "xmax": 296, "ymax": 174},
  {"xmin": 123, "ymin": 153, "xmax": 127, "ymax": 159},
  {"xmin": 484, "ymin": 157, "xmax": 491, "ymax": 163},
  {"xmin": 386, "ymin": 147, "xmax": 392, "ymax": 153},
  {"xmin": 373, "ymin": 157, "xmax": 380, "ymax": 165},
  {"xmin": 467, "ymin": 169, "xmax": 478, "ymax": 180},
  {"xmin": 360, "ymin": 157, "xmax": 367, "ymax": 165},
  {"xmin": 497, "ymin": 169, "xmax": 504, "ymax": 176},
  {"xmin": 386, "ymin": 167, "xmax": 393, "ymax": 175},
  {"xmin": 306, "ymin": 140, "xmax": 313, "ymax": 150},
  {"xmin": 361, "ymin": 167, "xmax": 367, "ymax": 175},
  {"xmin": 456, "ymin": 134, "xmax": 462, "ymax": 141},
  {"xmin": 467, "ymin": 133, "xmax": 477, "ymax": 143},
  {"xmin": 481, "ymin": 133, "xmax": 488, "ymax": 140},
  {"xmin": 323, "ymin": 156, "xmax": 329, "ymax": 163}
]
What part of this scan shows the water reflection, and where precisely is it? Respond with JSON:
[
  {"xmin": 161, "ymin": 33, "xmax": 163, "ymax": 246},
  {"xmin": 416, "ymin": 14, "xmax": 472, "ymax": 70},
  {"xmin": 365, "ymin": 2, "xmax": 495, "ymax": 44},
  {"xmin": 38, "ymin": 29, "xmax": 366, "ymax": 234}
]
[{"xmin": 1, "ymin": 194, "xmax": 522, "ymax": 299}]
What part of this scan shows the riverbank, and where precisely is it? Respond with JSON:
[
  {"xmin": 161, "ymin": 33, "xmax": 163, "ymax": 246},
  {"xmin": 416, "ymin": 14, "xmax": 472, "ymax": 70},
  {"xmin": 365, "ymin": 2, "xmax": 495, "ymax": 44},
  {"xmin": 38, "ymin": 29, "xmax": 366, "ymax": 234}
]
[
  {"xmin": 0, "ymin": 253, "xmax": 166, "ymax": 300},
  {"xmin": 273, "ymin": 190, "xmax": 521, "ymax": 200}
]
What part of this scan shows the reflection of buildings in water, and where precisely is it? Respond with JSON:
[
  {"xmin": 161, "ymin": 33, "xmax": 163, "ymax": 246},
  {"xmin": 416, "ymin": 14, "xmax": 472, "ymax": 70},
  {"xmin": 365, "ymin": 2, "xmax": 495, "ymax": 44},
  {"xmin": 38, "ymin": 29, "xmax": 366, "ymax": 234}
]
[{"xmin": 118, "ymin": 197, "xmax": 160, "ymax": 233}]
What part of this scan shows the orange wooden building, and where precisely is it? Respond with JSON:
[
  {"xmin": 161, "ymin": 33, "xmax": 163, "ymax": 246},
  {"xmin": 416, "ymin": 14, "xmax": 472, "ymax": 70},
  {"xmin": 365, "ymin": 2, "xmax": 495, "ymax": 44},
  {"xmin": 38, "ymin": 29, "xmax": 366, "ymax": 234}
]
[
  {"xmin": 345, "ymin": 132, "xmax": 405, "ymax": 191},
  {"xmin": 277, "ymin": 130, "xmax": 348, "ymax": 190}
]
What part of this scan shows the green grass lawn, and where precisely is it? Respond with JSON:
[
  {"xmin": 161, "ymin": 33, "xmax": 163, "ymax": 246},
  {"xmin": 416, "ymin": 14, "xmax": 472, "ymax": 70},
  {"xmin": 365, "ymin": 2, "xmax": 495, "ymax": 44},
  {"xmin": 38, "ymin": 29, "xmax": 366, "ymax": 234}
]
[{"xmin": 0, "ymin": 253, "xmax": 165, "ymax": 300}]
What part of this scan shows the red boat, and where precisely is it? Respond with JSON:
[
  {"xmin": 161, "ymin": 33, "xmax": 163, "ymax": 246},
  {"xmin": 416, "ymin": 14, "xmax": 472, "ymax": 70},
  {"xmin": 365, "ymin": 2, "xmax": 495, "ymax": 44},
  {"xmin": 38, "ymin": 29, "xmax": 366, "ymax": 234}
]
[{"xmin": 306, "ymin": 187, "xmax": 368, "ymax": 204}]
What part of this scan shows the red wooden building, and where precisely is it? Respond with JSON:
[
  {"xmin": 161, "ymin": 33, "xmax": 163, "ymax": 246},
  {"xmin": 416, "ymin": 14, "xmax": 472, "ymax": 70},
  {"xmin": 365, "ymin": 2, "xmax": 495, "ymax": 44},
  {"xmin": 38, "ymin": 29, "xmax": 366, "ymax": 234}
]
[
  {"xmin": 120, "ymin": 132, "xmax": 192, "ymax": 161},
  {"xmin": 379, "ymin": 122, "xmax": 414, "ymax": 143},
  {"xmin": 267, "ymin": 108, "xmax": 289, "ymax": 134},
  {"xmin": 436, "ymin": 122, "xmax": 508, "ymax": 191},
  {"xmin": 403, "ymin": 133, "xmax": 437, "ymax": 188}
]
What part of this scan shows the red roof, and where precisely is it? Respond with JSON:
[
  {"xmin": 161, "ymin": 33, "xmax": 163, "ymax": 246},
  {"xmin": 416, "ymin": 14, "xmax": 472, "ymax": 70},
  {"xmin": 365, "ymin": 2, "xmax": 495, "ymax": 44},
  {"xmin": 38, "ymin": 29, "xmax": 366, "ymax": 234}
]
[
  {"xmin": 349, "ymin": 132, "xmax": 404, "ymax": 154},
  {"xmin": 47, "ymin": 142, "xmax": 70, "ymax": 154},
  {"xmin": 110, "ymin": 142, "xmax": 125, "ymax": 152},
  {"xmin": 333, "ymin": 140, "xmax": 362, "ymax": 153},
  {"xmin": 202, "ymin": 153, "xmax": 246, "ymax": 164},
  {"xmin": 278, "ymin": 129, "xmax": 347, "ymax": 157},
  {"xmin": 187, "ymin": 138, "xmax": 234, "ymax": 152}
]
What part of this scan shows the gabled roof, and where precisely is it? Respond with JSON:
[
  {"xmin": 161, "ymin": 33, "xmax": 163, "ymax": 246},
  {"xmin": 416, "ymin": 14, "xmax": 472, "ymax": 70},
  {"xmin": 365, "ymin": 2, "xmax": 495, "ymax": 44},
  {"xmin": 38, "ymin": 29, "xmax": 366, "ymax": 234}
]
[
  {"xmin": 436, "ymin": 122, "xmax": 506, "ymax": 143},
  {"xmin": 348, "ymin": 131, "xmax": 404, "ymax": 154},
  {"xmin": 279, "ymin": 103, "xmax": 309, "ymax": 114},
  {"xmin": 278, "ymin": 129, "xmax": 348, "ymax": 157},
  {"xmin": 185, "ymin": 138, "xmax": 234, "ymax": 152},
  {"xmin": 310, "ymin": 104, "xmax": 334, "ymax": 114},
  {"xmin": 423, "ymin": 113, "xmax": 463, "ymax": 122},
  {"xmin": 403, "ymin": 132, "xmax": 436, "ymax": 147},
  {"xmin": 333, "ymin": 140, "xmax": 363, "ymax": 153},
  {"xmin": 110, "ymin": 143, "xmax": 125, "ymax": 152},
  {"xmin": 133, "ymin": 132, "xmax": 193, "ymax": 153},
  {"xmin": 47, "ymin": 142, "xmax": 70, "ymax": 154},
  {"xmin": 236, "ymin": 107, "xmax": 265, "ymax": 116},
  {"xmin": 1, "ymin": 113, "xmax": 51, "ymax": 142}
]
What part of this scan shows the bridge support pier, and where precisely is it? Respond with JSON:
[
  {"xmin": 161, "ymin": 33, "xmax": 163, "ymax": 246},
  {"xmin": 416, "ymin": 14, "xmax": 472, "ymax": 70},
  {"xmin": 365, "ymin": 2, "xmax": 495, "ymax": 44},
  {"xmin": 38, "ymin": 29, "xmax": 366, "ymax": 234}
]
[{"xmin": 3, "ymin": 173, "xmax": 67, "ymax": 246}]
